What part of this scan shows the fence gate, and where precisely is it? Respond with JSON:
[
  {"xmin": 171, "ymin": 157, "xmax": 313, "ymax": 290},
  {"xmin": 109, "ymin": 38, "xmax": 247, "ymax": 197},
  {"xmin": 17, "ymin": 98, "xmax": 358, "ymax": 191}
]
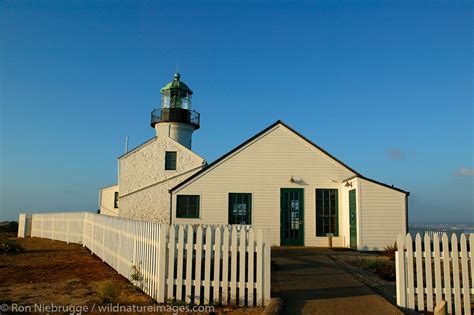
[{"xmin": 396, "ymin": 233, "xmax": 473, "ymax": 314}]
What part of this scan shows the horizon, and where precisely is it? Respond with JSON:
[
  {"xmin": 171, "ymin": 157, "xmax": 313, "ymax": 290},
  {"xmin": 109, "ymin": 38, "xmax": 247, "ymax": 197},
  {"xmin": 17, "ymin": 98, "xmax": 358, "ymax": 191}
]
[{"xmin": 1, "ymin": 1, "xmax": 473, "ymax": 224}]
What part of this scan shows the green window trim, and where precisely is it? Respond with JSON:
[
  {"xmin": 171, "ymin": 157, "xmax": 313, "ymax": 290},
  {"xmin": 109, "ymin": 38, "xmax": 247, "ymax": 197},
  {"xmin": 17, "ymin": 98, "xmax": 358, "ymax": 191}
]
[
  {"xmin": 165, "ymin": 151, "xmax": 177, "ymax": 170},
  {"xmin": 228, "ymin": 193, "xmax": 252, "ymax": 225},
  {"xmin": 176, "ymin": 195, "xmax": 200, "ymax": 218},
  {"xmin": 315, "ymin": 189, "xmax": 339, "ymax": 237}
]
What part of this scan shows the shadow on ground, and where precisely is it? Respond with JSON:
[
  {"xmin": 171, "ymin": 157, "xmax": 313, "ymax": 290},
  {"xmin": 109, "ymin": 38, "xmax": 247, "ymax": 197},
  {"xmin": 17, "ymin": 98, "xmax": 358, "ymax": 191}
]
[{"xmin": 271, "ymin": 247, "xmax": 402, "ymax": 315}]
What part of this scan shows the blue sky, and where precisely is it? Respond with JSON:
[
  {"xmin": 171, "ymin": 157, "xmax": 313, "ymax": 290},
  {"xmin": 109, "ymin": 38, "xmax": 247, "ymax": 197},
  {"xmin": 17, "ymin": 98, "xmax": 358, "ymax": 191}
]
[{"xmin": 1, "ymin": 1, "xmax": 472, "ymax": 223}]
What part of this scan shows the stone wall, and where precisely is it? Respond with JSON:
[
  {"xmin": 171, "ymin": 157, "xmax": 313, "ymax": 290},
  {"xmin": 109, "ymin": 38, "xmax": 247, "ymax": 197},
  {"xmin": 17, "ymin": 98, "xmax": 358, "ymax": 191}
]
[
  {"xmin": 119, "ymin": 169, "xmax": 202, "ymax": 223},
  {"xmin": 118, "ymin": 136, "xmax": 205, "ymax": 223}
]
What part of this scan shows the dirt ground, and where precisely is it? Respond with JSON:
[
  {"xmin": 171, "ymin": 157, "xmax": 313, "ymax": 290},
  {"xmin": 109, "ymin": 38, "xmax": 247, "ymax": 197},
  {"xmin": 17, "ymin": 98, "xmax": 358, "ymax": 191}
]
[
  {"xmin": 0, "ymin": 236, "xmax": 153, "ymax": 306},
  {"xmin": 0, "ymin": 231, "xmax": 264, "ymax": 314}
]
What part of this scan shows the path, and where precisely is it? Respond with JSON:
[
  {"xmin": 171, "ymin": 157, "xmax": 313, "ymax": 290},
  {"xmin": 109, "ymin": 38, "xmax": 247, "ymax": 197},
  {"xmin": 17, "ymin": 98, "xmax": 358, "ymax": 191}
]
[{"xmin": 272, "ymin": 247, "xmax": 402, "ymax": 315}]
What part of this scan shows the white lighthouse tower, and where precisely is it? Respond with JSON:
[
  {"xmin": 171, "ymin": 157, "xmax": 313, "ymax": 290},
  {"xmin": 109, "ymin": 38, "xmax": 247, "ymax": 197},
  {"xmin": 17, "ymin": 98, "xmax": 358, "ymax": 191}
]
[{"xmin": 151, "ymin": 73, "xmax": 200, "ymax": 149}]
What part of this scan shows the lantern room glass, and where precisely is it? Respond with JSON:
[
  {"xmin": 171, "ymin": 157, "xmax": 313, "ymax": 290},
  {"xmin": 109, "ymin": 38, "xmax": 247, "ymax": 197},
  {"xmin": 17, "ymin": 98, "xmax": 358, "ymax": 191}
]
[{"xmin": 161, "ymin": 90, "xmax": 192, "ymax": 110}]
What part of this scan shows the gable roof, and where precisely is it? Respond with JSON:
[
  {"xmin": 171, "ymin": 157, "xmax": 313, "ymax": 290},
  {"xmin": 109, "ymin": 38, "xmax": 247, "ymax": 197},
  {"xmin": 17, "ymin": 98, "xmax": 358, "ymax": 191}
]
[
  {"xmin": 117, "ymin": 135, "xmax": 206, "ymax": 163},
  {"xmin": 343, "ymin": 175, "xmax": 409, "ymax": 195},
  {"xmin": 170, "ymin": 120, "xmax": 409, "ymax": 195},
  {"xmin": 118, "ymin": 136, "xmax": 157, "ymax": 160}
]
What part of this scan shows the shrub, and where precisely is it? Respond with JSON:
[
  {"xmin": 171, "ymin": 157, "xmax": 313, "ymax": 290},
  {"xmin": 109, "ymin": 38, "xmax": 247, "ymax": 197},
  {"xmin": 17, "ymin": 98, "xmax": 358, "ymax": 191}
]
[
  {"xmin": 130, "ymin": 262, "xmax": 145, "ymax": 292},
  {"xmin": 0, "ymin": 222, "xmax": 19, "ymax": 237},
  {"xmin": 363, "ymin": 258, "xmax": 379, "ymax": 270},
  {"xmin": 374, "ymin": 260, "xmax": 396, "ymax": 281},
  {"xmin": 0, "ymin": 238, "xmax": 24, "ymax": 254},
  {"xmin": 361, "ymin": 258, "xmax": 396, "ymax": 281},
  {"xmin": 97, "ymin": 280, "xmax": 120, "ymax": 304},
  {"xmin": 383, "ymin": 243, "xmax": 397, "ymax": 261}
]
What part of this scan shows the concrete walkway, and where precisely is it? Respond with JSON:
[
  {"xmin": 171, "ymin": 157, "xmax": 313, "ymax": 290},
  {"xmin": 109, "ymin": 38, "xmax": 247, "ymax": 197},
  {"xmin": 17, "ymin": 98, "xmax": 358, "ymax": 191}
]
[{"xmin": 272, "ymin": 248, "xmax": 402, "ymax": 315}]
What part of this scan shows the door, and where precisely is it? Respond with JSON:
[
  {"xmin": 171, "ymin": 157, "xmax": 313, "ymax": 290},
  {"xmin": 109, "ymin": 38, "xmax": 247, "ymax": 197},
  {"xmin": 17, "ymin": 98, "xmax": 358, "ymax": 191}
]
[
  {"xmin": 280, "ymin": 188, "xmax": 304, "ymax": 246},
  {"xmin": 349, "ymin": 189, "xmax": 357, "ymax": 249}
]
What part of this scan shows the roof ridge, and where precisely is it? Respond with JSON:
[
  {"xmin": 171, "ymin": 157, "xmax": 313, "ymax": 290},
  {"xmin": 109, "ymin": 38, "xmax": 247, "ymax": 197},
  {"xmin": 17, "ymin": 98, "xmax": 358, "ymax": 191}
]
[{"xmin": 170, "ymin": 120, "xmax": 366, "ymax": 192}]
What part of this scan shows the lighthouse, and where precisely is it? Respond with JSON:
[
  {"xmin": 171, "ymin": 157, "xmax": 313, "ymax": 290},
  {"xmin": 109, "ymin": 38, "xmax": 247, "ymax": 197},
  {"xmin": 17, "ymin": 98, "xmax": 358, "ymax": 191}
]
[{"xmin": 150, "ymin": 73, "xmax": 200, "ymax": 149}]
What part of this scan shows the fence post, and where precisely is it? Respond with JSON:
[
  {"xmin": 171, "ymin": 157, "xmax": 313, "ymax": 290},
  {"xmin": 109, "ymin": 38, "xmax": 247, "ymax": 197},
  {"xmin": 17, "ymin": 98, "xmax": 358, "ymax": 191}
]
[
  {"xmin": 222, "ymin": 227, "xmax": 230, "ymax": 305},
  {"xmin": 204, "ymin": 227, "xmax": 212, "ymax": 304},
  {"xmin": 460, "ymin": 235, "xmax": 471, "ymax": 314},
  {"xmin": 230, "ymin": 227, "xmax": 238, "ymax": 304},
  {"xmin": 424, "ymin": 234, "xmax": 433, "ymax": 312},
  {"xmin": 157, "ymin": 224, "xmax": 168, "ymax": 303},
  {"xmin": 239, "ymin": 228, "xmax": 246, "ymax": 306},
  {"xmin": 415, "ymin": 234, "xmax": 424, "ymax": 311},
  {"xmin": 406, "ymin": 234, "xmax": 415, "ymax": 309},
  {"xmin": 213, "ymin": 226, "xmax": 222, "ymax": 304},
  {"xmin": 396, "ymin": 233, "xmax": 406, "ymax": 307},
  {"xmin": 433, "ymin": 234, "xmax": 442, "ymax": 304},
  {"xmin": 101, "ymin": 217, "xmax": 106, "ymax": 261},
  {"xmin": 66, "ymin": 217, "xmax": 70, "ymax": 244},
  {"xmin": 82, "ymin": 213, "xmax": 87, "ymax": 246},
  {"xmin": 18, "ymin": 214, "xmax": 26, "ymax": 238},
  {"xmin": 175, "ymin": 225, "xmax": 185, "ymax": 302},
  {"xmin": 167, "ymin": 225, "xmax": 176, "ymax": 302},
  {"xmin": 451, "ymin": 234, "xmax": 461, "ymax": 314},
  {"xmin": 194, "ymin": 226, "xmax": 203, "ymax": 305},
  {"xmin": 247, "ymin": 229, "xmax": 255, "ymax": 306},
  {"xmin": 132, "ymin": 223, "xmax": 137, "ymax": 264},
  {"xmin": 441, "ymin": 234, "xmax": 452, "ymax": 313},
  {"xmin": 263, "ymin": 229, "xmax": 271, "ymax": 306},
  {"xmin": 256, "ymin": 229, "xmax": 263, "ymax": 306},
  {"xmin": 185, "ymin": 226, "xmax": 194, "ymax": 304}
]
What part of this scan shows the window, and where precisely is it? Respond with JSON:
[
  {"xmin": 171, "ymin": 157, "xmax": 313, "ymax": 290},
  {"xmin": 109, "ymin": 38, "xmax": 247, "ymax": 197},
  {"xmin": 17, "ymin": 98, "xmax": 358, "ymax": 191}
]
[
  {"xmin": 316, "ymin": 189, "xmax": 338, "ymax": 236},
  {"xmin": 228, "ymin": 193, "xmax": 252, "ymax": 224},
  {"xmin": 176, "ymin": 195, "xmax": 200, "ymax": 218},
  {"xmin": 165, "ymin": 151, "xmax": 177, "ymax": 170},
  {"xmin": 114, "ymin": 192, "xmax": 119, "ymax": 208}
]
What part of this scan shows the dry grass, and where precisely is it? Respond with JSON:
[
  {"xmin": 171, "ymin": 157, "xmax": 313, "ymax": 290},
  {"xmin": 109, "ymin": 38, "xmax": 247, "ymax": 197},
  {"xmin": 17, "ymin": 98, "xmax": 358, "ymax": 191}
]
[{"xmin": 0, "ymin": 236, "xmax": 153, "ymax": 306}]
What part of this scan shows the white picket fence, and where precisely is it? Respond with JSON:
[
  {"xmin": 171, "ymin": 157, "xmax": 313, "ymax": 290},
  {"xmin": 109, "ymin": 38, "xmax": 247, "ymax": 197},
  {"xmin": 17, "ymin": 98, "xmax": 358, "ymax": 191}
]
[
  {"xmin": 396, "ymin": 233, "xmax": 473, "ymax": 314},
  {"xmin": 26, "ymin": 212, "xmax": 271, "ymax": 306}
]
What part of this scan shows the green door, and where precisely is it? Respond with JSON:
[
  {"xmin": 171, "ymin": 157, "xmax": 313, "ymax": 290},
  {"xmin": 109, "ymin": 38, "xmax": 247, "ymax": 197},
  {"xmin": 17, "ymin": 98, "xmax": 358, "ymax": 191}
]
[
  {"xmin": 280, "ymin": 188, "xmax": 304, "ymax": 246},
  {"xmin": 349, "ymin": 189, "xmax": 357, "ymax": 249}
]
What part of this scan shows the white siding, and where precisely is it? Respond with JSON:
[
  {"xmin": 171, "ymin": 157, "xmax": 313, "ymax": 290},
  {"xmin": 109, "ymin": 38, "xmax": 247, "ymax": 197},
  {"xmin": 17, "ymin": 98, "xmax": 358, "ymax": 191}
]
[
  {"xmin": 172, "ymin": 125, "xmax": 356, "ymax": 246},
  {"xmin": 358, "ymin": 178, "xmax": 407, "ymax": 250},
  {"xmin": 99, "ymin": 184, "xmax": 119, "ymax": 216}
]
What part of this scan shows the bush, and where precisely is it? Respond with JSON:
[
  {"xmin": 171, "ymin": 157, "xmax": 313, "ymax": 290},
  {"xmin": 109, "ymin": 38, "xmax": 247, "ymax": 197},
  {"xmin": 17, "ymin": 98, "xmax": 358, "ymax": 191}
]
[
  {"xmin": 362, "ymin": 258, "xmax": 379, "ymax": 270},
  {"xmin": 97, "ymin": 280, "xmax": 120, "ymax": 304},
  {"xmin": 0, "ymin": 222, "xmax": 19, "ymax": 237},
  {"xmin": 362, "ymin": 258, "xmax": 396, "ymax": 281},
  {"xmin": 130, "ymin": 262, "xmax": 145, "ymax": 292},
  {"xmin": 383, "ymin": 243, "xmax": 397, "ymax": 261},
  {"xmin": 0, "ymin": 238, "xmax": 24, "ymax": 254},
  {"xmin": 374, "ymin": 260, "xmax": 396, "ymax": 281}
]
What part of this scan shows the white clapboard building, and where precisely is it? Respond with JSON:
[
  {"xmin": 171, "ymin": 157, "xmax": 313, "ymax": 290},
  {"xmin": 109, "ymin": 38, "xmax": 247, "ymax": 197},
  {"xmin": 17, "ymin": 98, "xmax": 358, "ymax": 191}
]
[{"xmin": 99, "ymin": 73, "xmax": 409, "ymax": 250}]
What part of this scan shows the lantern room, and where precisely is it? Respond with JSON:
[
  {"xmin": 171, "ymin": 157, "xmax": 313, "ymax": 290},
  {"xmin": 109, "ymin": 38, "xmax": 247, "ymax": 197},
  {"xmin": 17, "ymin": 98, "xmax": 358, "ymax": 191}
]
[
  {"xmin": 151, "ymin": 73, "xmax": 200, "ymax": 130},
  {"xmin": 150, "ymin": 73, "xmax": 200, "ymax": 149}
]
